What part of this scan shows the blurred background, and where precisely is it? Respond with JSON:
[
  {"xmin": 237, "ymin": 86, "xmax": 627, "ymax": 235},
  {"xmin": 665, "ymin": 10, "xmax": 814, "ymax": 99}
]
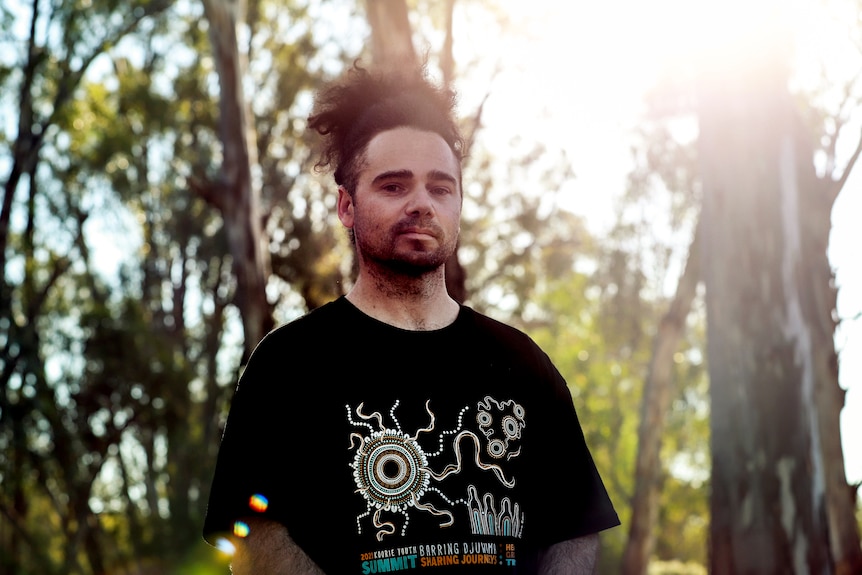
[{"xmin": 1, "ymin": 0, "xmax": 860, "ymax": 573}]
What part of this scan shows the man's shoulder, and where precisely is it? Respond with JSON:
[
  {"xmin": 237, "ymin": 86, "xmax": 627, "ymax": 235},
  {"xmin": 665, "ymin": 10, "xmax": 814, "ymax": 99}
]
[
  {"xmin": 284, "ymin": 297, "xmax": 348, "ymax": 330},
  {"xmin": 459, "ymin": 306, "xmax": 542, "ymax": 354},
  {"xmin": 251, "ymin": 298, "xmax": 348, "ymax": 351},
  {"xmin": 459, "ymin": 307, "xmax": 562, "ymax": 391}
]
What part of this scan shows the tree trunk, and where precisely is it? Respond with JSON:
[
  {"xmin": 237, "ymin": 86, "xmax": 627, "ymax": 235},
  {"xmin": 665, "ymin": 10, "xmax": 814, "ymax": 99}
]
[
  {"xmin": 364, "ymin": 0, "xmax": 469, "ymax": 303},
  {"xmin": 622, "ymin": 219, "xmax": 702, "ymax": 575},
  {"xmin": 798, "ymin": 136, "xmax": 862, "ymax": 575},
  {"xmin": 698, "ymin": 15, "xmax": 834, "ymax": 573},
  {"xmin": 439, "ymin": 0, "xmax": 456, "ymax": 87},
  {"xmin": 365, "ymin": 0, "xmax": 417, "ymax": 70},
  {"xmin": 437, "ymin": 0, "xmax": 468, "ymax": 304},
  {"xmin": 201, "ymin": 0, "xmax": 272, "ymax": 360}
]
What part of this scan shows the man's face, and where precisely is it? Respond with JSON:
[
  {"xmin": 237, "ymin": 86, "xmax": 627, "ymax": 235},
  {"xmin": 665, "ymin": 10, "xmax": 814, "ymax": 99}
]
[{"xmin": 337, "ymin": 127, "xmax": 462, "ymax": 276}]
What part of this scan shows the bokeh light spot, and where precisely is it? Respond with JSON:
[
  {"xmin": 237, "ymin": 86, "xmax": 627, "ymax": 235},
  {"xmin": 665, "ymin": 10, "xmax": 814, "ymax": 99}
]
[
  {"xmin": 233, "ymin": 521, "xmax": 250, "ymax": 538},
  {"xmin": 249, "ymin": 493, "xmax": 269, "ymax": 512},
  {"xmin": 215, "ymin": 537, "xmax": 236, "ymax": 555}
]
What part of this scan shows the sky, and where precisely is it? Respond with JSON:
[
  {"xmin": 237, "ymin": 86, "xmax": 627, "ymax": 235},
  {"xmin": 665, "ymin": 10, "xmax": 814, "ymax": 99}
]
[{"xmin": 455, "ymin": 0, "xmax": 861, "ymax": 486}]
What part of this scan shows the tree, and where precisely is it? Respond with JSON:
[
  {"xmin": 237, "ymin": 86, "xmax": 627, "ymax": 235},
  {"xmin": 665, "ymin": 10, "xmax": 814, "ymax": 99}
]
[
  {"xmin": 0, "ymin": 2, "xmax": 173, "ymax": 572},
  {"xmin": 362, "ymin": 0, "xmax": 473, "ymax": 302},
  {"xmin": 196, "ymin": 0, "xmax": 273, "ymax": 361},
  {"xmin": 0, "ymin": 1, "xmax": 361, "ymax": 571},
  {"xmin": 616, "ymin": 71, "xmax": 708, "ymax": 573},
  {"xmin": 610, "ymin": 2, "xmax": 862, "ymax": 572},
  {"xmin": 623, "ymin": 220, "xmax": 702, "ymax": 575},
  {"xmin": 697, "ymin": 6, "xmax": 862, "ymax": 573}
]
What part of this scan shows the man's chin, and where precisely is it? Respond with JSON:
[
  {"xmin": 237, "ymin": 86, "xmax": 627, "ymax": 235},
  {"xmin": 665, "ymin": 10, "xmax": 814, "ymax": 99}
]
[
  {"xmin": 358, "ymin": 241, "xmax": 456, "ymax": 277},
  {"xmin": 376, "ymin": 249, "xmax": 453, "ymax": 276},
  {"xmin": 386, "ymin": 257, "xmax": 446, "ymax": 276}
]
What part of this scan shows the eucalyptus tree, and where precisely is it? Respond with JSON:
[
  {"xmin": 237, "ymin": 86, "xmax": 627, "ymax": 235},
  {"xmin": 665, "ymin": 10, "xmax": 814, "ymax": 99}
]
[
  {"xmin": 698, "ymin": 7, "xmax": 861, "ymax": 572},
  {"xmin": 614, "ymin": 2, "xmax": 862, "ymax": 572},
  {"xmin": 619, "ymin": 90, "xmax": 706, "ymax": 575}
]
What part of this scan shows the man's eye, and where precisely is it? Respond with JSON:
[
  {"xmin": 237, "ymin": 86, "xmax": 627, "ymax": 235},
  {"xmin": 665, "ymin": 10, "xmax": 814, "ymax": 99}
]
[
  {"xmin": 382, "ymin": 183, "xmax": 403, "ymax": 193},
  {"xmin": 431, "ymin": 186, "xmax": 452, "ymax": 195}
]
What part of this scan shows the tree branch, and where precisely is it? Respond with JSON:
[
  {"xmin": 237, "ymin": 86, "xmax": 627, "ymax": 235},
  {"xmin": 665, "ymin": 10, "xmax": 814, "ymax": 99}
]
[{"xmin": 833, "ymin": 126, "xmax": 862, "ymax": 198}]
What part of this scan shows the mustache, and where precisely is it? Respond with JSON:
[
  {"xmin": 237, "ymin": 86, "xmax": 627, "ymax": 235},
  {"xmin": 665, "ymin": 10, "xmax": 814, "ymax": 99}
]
[{"xmin": 392, "ymin": 218, "xmax": 444, "ymax": 237}]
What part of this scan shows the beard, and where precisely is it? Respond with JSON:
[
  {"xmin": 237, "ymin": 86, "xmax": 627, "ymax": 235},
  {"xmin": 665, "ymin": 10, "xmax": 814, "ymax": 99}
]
[{"xmin": 354, "ymin": 216, "xmax": 458, "ymax": 277}]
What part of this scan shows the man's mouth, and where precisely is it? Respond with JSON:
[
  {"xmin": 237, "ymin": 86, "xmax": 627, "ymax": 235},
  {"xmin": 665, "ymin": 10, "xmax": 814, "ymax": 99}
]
[
  {"xmin": 394, "ymin": 221, "xmax": 441, "ymax": 240},
  {"xmin": 400, "ymin": 228, "xmax": 435, "ymax": 238}
]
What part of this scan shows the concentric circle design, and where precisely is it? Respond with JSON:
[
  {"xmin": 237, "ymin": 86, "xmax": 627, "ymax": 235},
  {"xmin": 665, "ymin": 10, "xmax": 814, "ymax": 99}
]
[
  {"xmin": 488, "ymin": 439, "xmax": 506, "ymax": 458},
  {"xmin": 353, "ymin": 430, "xmax": 430, "ymax": 509},
  {"xmin": 503, "ymin": 416, "xmax": 521, "ymax": 439},
  {"xmin": 513, "ymin": 404, "xmax": 525, "ymax": 420}
]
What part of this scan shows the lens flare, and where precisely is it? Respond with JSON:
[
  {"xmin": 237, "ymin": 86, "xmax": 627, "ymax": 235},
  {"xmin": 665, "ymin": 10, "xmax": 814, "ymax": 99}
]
[
  {"xmin": 233, "ymin": 521, "xmax": 250, "ymax": 538},
  {"xmin": 215, "ymin": 537, "xmax": 236, "ymax": 555},
  {"xmin": 249, "ymin": 493, "xmax": 269, "ymax": 512}
]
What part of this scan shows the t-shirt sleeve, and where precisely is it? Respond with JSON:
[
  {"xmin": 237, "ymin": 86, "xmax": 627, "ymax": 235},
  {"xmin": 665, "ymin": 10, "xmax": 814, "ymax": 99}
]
[
  {"xmin": 525, "ymin": 351, "xmax": 621, "ymax": 546},
  {"xmin": 202, "ymin": 331, "xmax": 293, "ymax": 545}
]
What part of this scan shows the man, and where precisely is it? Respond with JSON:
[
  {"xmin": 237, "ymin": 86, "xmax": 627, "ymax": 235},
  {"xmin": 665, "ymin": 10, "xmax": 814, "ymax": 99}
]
[{"xmin": 203, "ymin": 64, "xmax": 620, "ymax": 574}]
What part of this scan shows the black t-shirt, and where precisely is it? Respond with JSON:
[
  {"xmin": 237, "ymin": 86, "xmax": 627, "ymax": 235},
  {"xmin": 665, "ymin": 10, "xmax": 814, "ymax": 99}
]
[{"xmin": 203, "ymin": 297, "xmax": 619, "ymax": 573}]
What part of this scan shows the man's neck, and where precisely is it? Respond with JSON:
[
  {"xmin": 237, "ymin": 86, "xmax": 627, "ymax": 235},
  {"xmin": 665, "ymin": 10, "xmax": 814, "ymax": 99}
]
[{"xmin": 345, "ymin": 267, "xmax": 459, "ymax": 331}]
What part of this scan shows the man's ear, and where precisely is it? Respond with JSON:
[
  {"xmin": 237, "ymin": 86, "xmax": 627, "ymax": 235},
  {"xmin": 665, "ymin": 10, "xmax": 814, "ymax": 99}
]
[{"xmin": 337, "ymin": 186, "xmax": 354, "ymax": 228}]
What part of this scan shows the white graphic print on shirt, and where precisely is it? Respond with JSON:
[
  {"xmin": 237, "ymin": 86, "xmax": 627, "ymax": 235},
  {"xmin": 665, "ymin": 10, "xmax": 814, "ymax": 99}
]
[{"xmin": 346, "ymin": 396, "xmax": 526, "ymax": 542}]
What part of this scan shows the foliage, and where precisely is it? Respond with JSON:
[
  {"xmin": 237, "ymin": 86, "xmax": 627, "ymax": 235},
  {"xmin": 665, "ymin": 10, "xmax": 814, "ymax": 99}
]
[
  {"xmin": 0, "ymin": 0, "xmax": 362, "ymax": 571},
  {"xmin": 524, "ymin": 240, "xmax": 710, "ymax": 572}
]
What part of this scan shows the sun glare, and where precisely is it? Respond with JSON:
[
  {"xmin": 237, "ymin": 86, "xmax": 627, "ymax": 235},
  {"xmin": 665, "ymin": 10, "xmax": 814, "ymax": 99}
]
[
  {"xmin": 463, "ymin": 0, "xmax": 860, "ymax": 224},
  {"xmin": 459, "ymin": 0, "xmax": 862, "ymax": 486}
]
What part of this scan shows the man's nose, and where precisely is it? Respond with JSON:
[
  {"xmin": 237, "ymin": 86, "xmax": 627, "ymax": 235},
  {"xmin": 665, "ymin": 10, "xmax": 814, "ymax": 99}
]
[{"xmin": 405, "ymin": 187, "xmax": 433, "ymax": 215}]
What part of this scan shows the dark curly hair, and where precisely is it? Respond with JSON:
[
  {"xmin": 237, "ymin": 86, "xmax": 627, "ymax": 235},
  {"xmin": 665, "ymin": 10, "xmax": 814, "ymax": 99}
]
[{"xmin": 307, "ymin": 63, "xmax": 464, "ymax": 194}]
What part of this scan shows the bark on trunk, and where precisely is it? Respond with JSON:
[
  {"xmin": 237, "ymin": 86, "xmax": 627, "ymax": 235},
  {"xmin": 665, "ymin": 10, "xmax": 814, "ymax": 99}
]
[
  {"xmin": 201, "ymin": 0, "xmax": 272, "ymax": 360},
  {"xmin": 622, "ymin": 219, "xmax": 702, "ymax": 575},
  {"xmin": 698, "ymin": 20, "xmax": 832, "ymax": 574}
]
